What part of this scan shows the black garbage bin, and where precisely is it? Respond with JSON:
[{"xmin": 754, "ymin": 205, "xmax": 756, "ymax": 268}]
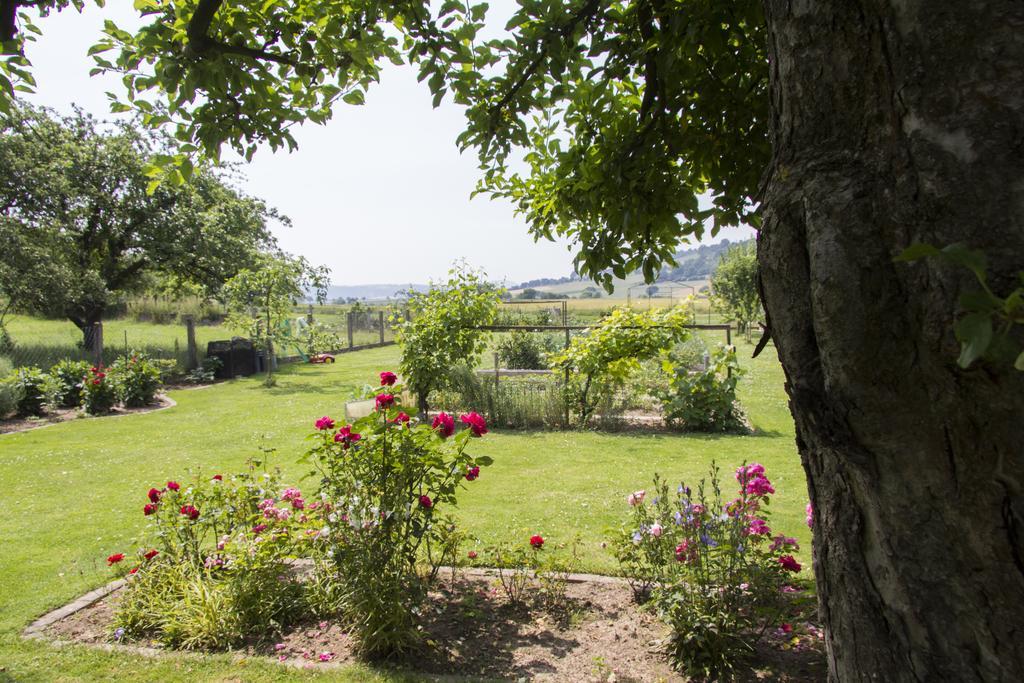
[{"xmin": 206, "ymin": 338, "xmax": 258, "ymax": 379}]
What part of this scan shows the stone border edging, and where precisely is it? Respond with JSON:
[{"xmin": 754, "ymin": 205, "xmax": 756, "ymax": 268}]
[
  {"xmin": 0, "ymin": 394, "xmax": 178, "ymax": 437},
  {"xmin": 22, "ymin": 562, "xmax": 629, "ymax": 643}
]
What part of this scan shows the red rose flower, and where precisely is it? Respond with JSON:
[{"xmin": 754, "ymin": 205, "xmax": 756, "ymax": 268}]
[
  {"xmin": 147, "ymin": 488, "xmax": 161, "ymax": 503},
  {"xmin": 333, "ymin": 425, "xmax": 361, "ymax": 448},
  {"xmin": 380, "ymin": 371, "xmax": 398, "ymax": 386},
  {"xmin": 467, "ymin": 550, "xmax": 478, "ymax": 559},
  {"xmin": 143, "ymin": 503, "xmax": 158, "ymax": 516},
  {"xmin": 212, "ymin": 474, "xmax": 223, "ymax": 481},
  {"xmin": 459, "ymin": 412, "xmax": 488, "ymax": 437},
  {"xmin": 432, "ymin": 412, "xmax": 455, "ymax": 438},
  {"xmin": 777, "ymin": 555, "xmax": 802, "ymax": 572},
  {"xmin": 166, "ymin": 481, "xmax": 180, "ymax": 492},
  {"xmin": 179, "ymin": 504, "xmax": 200, "ymax": 520},
  {"xmin": 375, "ymin": 393, "xmax": 395, "ymax": 411},
  {"xmin": 315, "ymin": 416, "xmax": 335, "ymax": 431},
  {"xmin": 419, "ymin": 495, "xmax": 433, "ymax": 509},
  {"xmin": 107, "ymin": 553, "xmax": 125, "ymax": 566},
  {"xmin": 393, "ymin": 412, "xmax": 411, "ymax": 425},
  {"xmin": 529, "ymin": 535, "xmax": 544, "ymax": 549},
  {"xmin": 143, "ymin": 549, "xmax": 159, "ymax": 560},
  {"xmin": 91, "ymin": 378, "xmax": 101, "ymax": 385},
  {"xmin": 465, "ymin": 466, "xmax": 480, "ymax": 481},
  {"xmin": 129, "ymin": 567, "xmax": 139, "ymax": 575}
]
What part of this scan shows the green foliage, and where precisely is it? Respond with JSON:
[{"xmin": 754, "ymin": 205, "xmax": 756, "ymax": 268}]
[
  {"xmin": 496, "ymin": 329, "xmax": 555, "ymax": 369},
  {"xmin": 549, "ymin": 305, "xmax": 693, "ymax": 425},
  {"xmin": 392, "ymin": 264, "xmax": 501, "ymax": 414},
  {"xmin": 298, "ymin": 321, "xmax": 343, "ymax": 356},
  {"xmin": 0, "ymin": 105, "xmax": 278, "ymax": 346},
  {"xmin": 81, "ymin": 365, "xmax": 117, "ymax": 414},
  {"xmin": 0, "ymin": 373, "xmax": 24, "ymax": 418},
  {"xmin": 4, "ymin": 366, "xmax": 48, "ymax": 416},
  {"xmin": 440, "ymin": 364, "xmax": 569, "ymax": 430},
  {"xmin": 897, "ymin": 243, "xmax": 1024, "ymax": 370},
  {"xmin": 612, "ymin": 464, "xmax": 798, "ymax": 678},
  {"xmin": 45, "ymin": 359, "xmax": 90, "ymax": 408},
  {"xmin": 659, "ymin": 346, "xmax": 746, "ymax": 432},
  {"xmin": 710, "ymin": 241, "xmax": 761, "ymax": 337},
  {"xmin": 223, "ymin": 252, "xmax": 330, "ymax": 383},
  {"xmin": 112, "ymin": 462, "xmax": 312, "ymax": 650},
  {"xmin": 185, "ymin": 356, "xmax": 221, "ymax": 384},
  {"xmin": 304, "ymin": 378, "xmax": 493, "ymax": 658},
  {"xmin": 110, "ymin": 352, "xmax": 163, "ymax": 407}
]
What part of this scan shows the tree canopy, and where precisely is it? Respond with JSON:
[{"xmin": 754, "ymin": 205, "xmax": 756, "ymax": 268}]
[
  {"xmin": 2, "ymin": 0, "xmax": 767, "ymax": 289},
  {"xmin": 710, "ymin": 240, "xmax": 760, "ymax": 336},
  {"xmin": 0, "ymin": 104, "xmax": 279, "ymax": 343}
]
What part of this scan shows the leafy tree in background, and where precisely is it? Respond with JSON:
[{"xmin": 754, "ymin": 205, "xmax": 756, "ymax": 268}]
[
  {"xmin": 709, "ymin": 241, "xmax": 760, "ymax": 339},
  {"xmin": 222, "ymin": 252, "xmax": 329, "ymax": 386},
  {"xmin": 392, "ymin": 265, "xmax": 500, "ymax": 416},
  {"xmin": 0, "ymin": 104, "xmax": 278, "ymax": 351},
  {"xmin": 2, "ymin": 1, "xmax": 1022, "ymax": 679}
]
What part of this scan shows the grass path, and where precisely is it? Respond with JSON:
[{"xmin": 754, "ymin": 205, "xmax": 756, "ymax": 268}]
[{"xmin": 0, "ymin": 341, "xmax": 804, "ymax": 681}]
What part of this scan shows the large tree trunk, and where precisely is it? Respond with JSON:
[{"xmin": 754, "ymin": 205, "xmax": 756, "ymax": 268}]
[{"xmin": 759, "ymin": 1, "xmax": 1024, "ymax": 680}]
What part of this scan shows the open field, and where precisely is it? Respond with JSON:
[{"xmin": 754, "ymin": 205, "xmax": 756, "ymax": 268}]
[{"xmin": 0, "ymin": 335, "xmax": 803, "ymax": 680}]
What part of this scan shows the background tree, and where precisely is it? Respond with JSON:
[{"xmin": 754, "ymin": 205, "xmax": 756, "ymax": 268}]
[
  {"xmin": 2, "ymin": 1, "xmax": 1021, "ymax": 679},
  {"xmin": 0, "ymin": 105, "xmax": 278, "ymax": 351},
  {"xmin": 709, "ymin": 241, "xmax": 760, "ymax": 339},
  {"xmin": 392, "ymin": 265, "xmax": 500, "ymax": 416},
  {"xmin": 222, "ymin": 252, "xmax": 329, "ymax": 386}
]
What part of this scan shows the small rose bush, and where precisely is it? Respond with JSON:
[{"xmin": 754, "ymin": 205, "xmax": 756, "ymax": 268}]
[
  {"xmin": 303, "ymin": 371, "xmax": 492, "ymax": 659},
  {"xmin": 109, "ymin": 462, "xmax": 326, "ymax": 650},
  {"xmin": 81, "ymin": 365, "xmax": 117, "ymax": 414},
  {"xmin": 110, "ymin": 352, "xmax": 163, "ymax": 407},
  {"xmin": 612, "ymin": 462, "xmax": 803, "ymax": 678},
  {"xmin": 45, "ymin": 359, "xmax": 90, "ymax": 408}
]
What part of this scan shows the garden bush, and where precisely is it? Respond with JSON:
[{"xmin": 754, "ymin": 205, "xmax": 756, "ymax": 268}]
[
  {"xmin": 304, "ymin": 370, "xmax": 492, "ymax": 658},
  {"xmin": 45, "ymin": 359, "xmax": 90, "ymax": 408},
  {"xmin": 0, "ymin": 373, "xmax": 24, "ymax": 418},
  {"xmin": 441, "ymin": 364, "xmax": 568, "ymax": 429},
  {"xmin": 185, "ymin": 356, "xmax": 222, "ymax": 384},
  {"xmin": 109, "ymin": 463, "xmax": 317, "ymax": 649},
  {"xmin": 612, "ymin": 462, "xmax": 803, "ymax": 678},
  {"xmin": 4, "ymin": 366, "xmax": 48, "ymax": 416},
  {"xmin": 81, "ymin": 365, "xmax": 117, "ymax": 414},
  {"xmin": 495, "ymin": 329, "xmax": 558, "ymax": 369},
  {"xmin": 110, "ymin": 352, "xmax": 163, "ymax": 407},
  {"xmin": 658, "ymin": 345, "xmax": 746, "ymax": 432}
]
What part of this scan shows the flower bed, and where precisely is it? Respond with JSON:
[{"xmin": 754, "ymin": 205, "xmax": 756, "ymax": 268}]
[{"xmin": 37, "ymin": 569, "xmax": 826, "ymax": 681}]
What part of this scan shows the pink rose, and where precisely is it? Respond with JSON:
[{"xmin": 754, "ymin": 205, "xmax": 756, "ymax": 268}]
[
  {"xmin": 465, "ymin": 466, "xmax": 480, "ymax": 481},
  {"xmin": 166, "ymin": 481, "xmax": 180, "ymax": 492},
  {"xmin": 379, "ymin": 371, "xmax": 397, "ymax": 386},
  {"xmin": 649, "ymin": 523, "xmax": 663, "ymax": 538},
  {"xmin": 627, "ymin": 490, "xmax": 646, "ymax": 506},
  {"xmin": 419, "ymin": 494, "xmax": 433, "ymax": 509},
  {"xmin": 777, "ymin": 555, "xmax": 802, "ymax": 572},
  {"xmin": 315, "ymin": 416, "xmax": 335, "ymax": 431}
]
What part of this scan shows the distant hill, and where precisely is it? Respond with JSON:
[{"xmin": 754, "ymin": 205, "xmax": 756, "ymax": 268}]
[
  {"xmin": 319, "ymin": 283, "xmax": 429, "ymax": 302},
  {"xmin": 508, "ymin": 238, "xmax": 752, "ymax": 298}
]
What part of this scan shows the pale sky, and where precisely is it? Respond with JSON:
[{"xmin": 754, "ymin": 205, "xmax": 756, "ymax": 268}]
[{"xmin": 23, "ymin": 3, "xmax": 754, "ymax": 287}]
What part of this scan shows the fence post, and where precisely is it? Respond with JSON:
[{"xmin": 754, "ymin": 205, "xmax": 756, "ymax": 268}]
[
  {"xmin": 307, "ymin": 304, "xmax": 314, "ymax": 326},
  {"xmin": 185, "ymin": 316, "xmax": 198, "ymax": 370},
  {"xmin": 347, "ymin": 312, "xmax": 354, "ymax": 349},
  {"xmin": 92, "ymin": 322, "xmax": 104, "ymax": 368},
  {"xmin": 563, "ymin": 323, "xmax": 571, "ymax": 427},
  {"xmin": 493, "ymin": 352, "xmax": 500, "ymax": 391},
  {"xmin": 378, "ymin": 311, "xmax": 385, "ymax": 346}
]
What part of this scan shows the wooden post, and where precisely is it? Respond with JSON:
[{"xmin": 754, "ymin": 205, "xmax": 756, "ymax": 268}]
[
  {"xmin": 347, "ymin": 312, "xmax": 354, "ymax": 349},
  {"xmin": 493, "ymin": 352, "xmax": 500, "ymax": 391},
  {"xmin": 378, "ymin": 311, "xmax": 385, "ymax": 346},
  {"xmin": 93, "ymin": 322, "xmax": 103, "ymax": 368},
  {"xmin": 307, "ymin": 304, "xmax": 314, "ymax": 326},
  {"xmin": 185, "ymin": 316, "xmax": 198, "ymax": 370},
  {"xmin": 563, "ymin": 322, "xmax": 571, "ymax": 427}
]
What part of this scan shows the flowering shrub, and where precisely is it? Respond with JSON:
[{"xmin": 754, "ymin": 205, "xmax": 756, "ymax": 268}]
[
  {"xmin": 304, "ymin": 371, "xmax": 492, "ymax": 658},
  {"xmin": 81, "ymin": 365, "xmax": 117, "ymax": 414},
  {"xmin": 612, "ymin": 462, "xmax": 802, "ymax": 678},
  {"xmin": 46, "ymin": 359, "xmax": 90, "ymax": 408},
  {"xmin": 657, "ymin": 345, "xmax": 746, "ymax": 432},
  {"xmin": 110, "ymin": 352, "xmax": 163, "ymax": 407},
  {"xmin": 110, "ymin": 462, "xmax": 323, "ymax": 649}
]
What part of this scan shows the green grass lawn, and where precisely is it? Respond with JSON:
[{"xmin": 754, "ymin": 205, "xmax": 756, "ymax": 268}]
[{"xmin": 0, "ymin": 340, "xmax": 806, "ymax": 681}]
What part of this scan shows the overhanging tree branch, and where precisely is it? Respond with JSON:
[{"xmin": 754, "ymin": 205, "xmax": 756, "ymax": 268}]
[{"xmin": 185, "ymin": 0, "xmax": 299, "ymax": 66}]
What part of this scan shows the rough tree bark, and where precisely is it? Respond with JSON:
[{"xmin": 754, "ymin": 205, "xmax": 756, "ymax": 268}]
[{"xmin": 758, "ymin": 1, "xmax": 1024, "ymax": 680}]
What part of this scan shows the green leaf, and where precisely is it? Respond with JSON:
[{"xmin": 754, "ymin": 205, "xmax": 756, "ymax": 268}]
[
  {"xmin": 341, "ymin": 90, "xmax": 365, "ymax": 105},
  {"xmin": 954, "ymin": 312, "xmax": 993, "ymax": 368},
  {"xmin": 1015, "ymin": 349, "xmax": 1024, "ymax": 371},
  {"xmin": 894, "ymin": 243, "xmax": 941, "ymax": 262}
]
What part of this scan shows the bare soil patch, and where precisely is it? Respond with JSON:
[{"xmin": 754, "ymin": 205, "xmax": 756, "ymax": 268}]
[{"xmin": 43, "ymin": 572, "xmax": 825, "ymax": 681}]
